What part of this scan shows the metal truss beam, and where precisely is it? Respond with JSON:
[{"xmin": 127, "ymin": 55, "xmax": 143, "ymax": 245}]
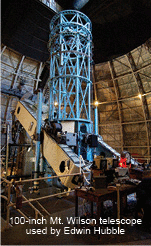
[
  {"xmin": 1, "ymin": 88, "xmax": 23, "ymax": 98},
  {"xmin": 48, "ymin": 10, "xmax": 92, "ymax": 122},
  {"xmin": 99, "ymin": 119, "xmax": 151, "ymax": 126},
  {"xmin": 34, "ymin": 62, "xmax": 43, "ymax": 91},
  {"xmin": 1, "ymin": 45, "xmax": 7, "ymax": 55},
  {"xmin": 4, "ymin": 96, "xmax": 11, "ymax": 122},
  {"xmin": 10, "ymin": 55, "xmax": 25, "ymax": 89}
]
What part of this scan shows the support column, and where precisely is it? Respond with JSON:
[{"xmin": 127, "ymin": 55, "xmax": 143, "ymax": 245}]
[
  {"xmin": 94, "ymin": 105, "xmax": 98, "ymax": 135},
  {"xmin": 34, "ymin": 89, "xmax": 43, "ymax": 192}
]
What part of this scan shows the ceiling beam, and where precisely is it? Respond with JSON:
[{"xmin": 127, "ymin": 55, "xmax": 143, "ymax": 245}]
[
  {"xmin": 10, "ymin": 55, "xmax": 25, "ymax": 89},
  {"xmin": 92, "ymin": 64, "xmax": 98, "ymax": 102},
  {"xmin": 1, "ymin": 45, "xmax": 7, "ymax": 55},
  {"xmin": 99, "ymin": 119, "xmax": 151, "ymax": 126},
  {"xmin": 1, "ymin": 88, "xmax": 23, "ymax": 98},
  {"xmin": 108, "ymin": 60, "xmax": 124, "ymax": 152},
  {"xmin": 34, "ymin": 62, "xmax": 43, "ymax": 91}
]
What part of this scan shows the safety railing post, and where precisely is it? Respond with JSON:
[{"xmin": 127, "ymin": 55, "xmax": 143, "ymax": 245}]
[
  {"xmin": 6, "ymin": 182, "xmax": 11, "ymax": 229},
  {"xmin": 116, "ymin": 183, "xmax": 121, "ymax": 230},
  {"xmin": 35, "ymin": 210, "xmax": 38, "ymax": 220},
  {"xmin": 6, "ymin": 124, "xmax": 10, "ymax": 177}
]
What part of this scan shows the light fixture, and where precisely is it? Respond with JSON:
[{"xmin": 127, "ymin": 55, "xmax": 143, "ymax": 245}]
[
  {"xmin": 94, "ymin": 101, "xmax": 99, "ymax": 107},
  {"xmin": 54, "ymin": 101, "xmax": 58, "ymax": 106},
  {"xmin": 138, "ymin": 94, "xmax": 142, "ymax": 99},
  {"xmin": 27, "ymin": 147, "xmax": 32, "ymax": 152}
]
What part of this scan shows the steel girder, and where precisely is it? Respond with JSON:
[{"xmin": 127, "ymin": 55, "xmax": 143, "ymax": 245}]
[{"xmin": 48, "ymin": 10, "xmax": 92, "ymax": 122}]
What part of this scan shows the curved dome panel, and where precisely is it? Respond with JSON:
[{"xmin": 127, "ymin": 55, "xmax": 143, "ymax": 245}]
[
  {"xmin": 94, "ymin": 39, "xmax": 151, "ymax": 160},
  {"xmin": 2, "ymin": 0, "xmax": 55, "ymax": 62}
]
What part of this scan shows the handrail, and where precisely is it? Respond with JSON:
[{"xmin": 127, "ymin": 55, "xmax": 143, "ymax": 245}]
[
  {"xmin": 1, "ymin": 195, "xmax": 8, "ymax": 201},
  {"xmin": 36, "ymin": 201, "xmax": 51, "ymax": 216},
  {"xmin": 1, "ymin": 171, "xmax": 80, "ymax": 229},
  {"xmin": 22, "ymin": 195, "xmax": 44, "ymax": 217},
  {"xmin": 1, "ymin": 195, "xmax": 29, "ymax": 224},
  {"xmin": 2, "ymin": 172, "xmax": 86, "ymax": 184},
  {"xmin": 9, "ymin": 190, "xmax": 74, "ymax": 206},
  {"xmin": 1, "ymin": 177, "xmax": 12, "ymax": 184},
  {"xmin": 12, "ymin": 205, "xmax": 29, "ymax": 221},
  {"xmin": 14, "ymin": 172, "xmax": 85, "ymax": 183}
]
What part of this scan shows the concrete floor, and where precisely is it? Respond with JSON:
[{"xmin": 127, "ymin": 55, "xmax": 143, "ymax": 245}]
[{"xmin": 1, "ymin": 191, "xmax": 151, "ymax": 245}]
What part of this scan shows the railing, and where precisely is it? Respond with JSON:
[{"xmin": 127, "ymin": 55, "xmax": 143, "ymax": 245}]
[
  {"xmin": 1, "ymin": 195, "xmax": 29, "ymax": 225},
  {"xmin": 1, "ymin": 181, "xmax": 29, "ymax": 229},
  {"xmin": 1, "ymin": 169, "xmax": 86, "ymax": 229}
]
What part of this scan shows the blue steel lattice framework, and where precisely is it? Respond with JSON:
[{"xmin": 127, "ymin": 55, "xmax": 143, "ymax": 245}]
[{"xmin": 48, "ymin": 10, "xmax": 94, "ymax": 161}]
